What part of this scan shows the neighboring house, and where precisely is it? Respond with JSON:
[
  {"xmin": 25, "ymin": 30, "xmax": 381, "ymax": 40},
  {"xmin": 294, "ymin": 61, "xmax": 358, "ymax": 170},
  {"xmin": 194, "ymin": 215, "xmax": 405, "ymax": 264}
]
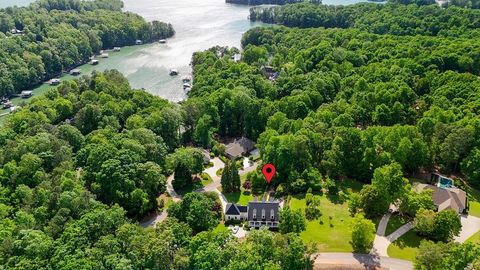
[
  {"xmin": 415, "ymin": 183, "xmax": 467, "ymax": 214},
  {"xmin": 224, "ymin": 137, "xmax": 256, "ymax": 159},
  {"xmin": 224, "ymin": 200, "xmax": 280, "ymax": 229},
  {"xmin": 225, "ymin": 203, "xmax": 248, "ymax": 221}
]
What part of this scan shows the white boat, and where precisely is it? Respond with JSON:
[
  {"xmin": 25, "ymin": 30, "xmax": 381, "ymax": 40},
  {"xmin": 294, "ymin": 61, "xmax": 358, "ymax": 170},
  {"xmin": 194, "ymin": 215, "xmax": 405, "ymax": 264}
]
[
  {"xmin": 183, "ymin": 83, "xmax": 191, "ymax": 89},
  {"xmin": 159, "ymin": 39, "xmax": 167, "ymax": 44},
  {"xmin": 170, "ymin": 69, "xmax": 179, "ymax": 76},
  {"xmin": 182, "ymin": 75, "xmax": 192, "ymax": 83},
  {"xmin": 113, "ymin": 47, "xmax": 121, "ymax": 52},
  {"xmin": 90, "ymin": 59, "xmax": 99, "ymax": 65},
  {"xmin": 70, "ymin": 69, "xmax": 81, "ymax": 76},
  {"xmin": 100, "ymin": 53, "xmax": 109, "ymax": 58}
]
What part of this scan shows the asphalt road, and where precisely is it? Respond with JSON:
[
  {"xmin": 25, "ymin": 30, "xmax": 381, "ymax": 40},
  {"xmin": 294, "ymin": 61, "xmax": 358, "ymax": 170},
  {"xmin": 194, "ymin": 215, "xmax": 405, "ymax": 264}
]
[{"xmin": 313, "ymin": 253, "xmax": 413, "ymax": 270}]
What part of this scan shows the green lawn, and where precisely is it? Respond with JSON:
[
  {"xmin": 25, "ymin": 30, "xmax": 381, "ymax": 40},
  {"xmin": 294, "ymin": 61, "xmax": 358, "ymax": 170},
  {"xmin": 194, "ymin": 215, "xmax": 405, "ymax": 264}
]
[
  {"xmin": 385, "ymin": 214, "xmax": 410, "ymax": 236},
  {"xmin": 200, "ymin": 173, "xmax": 213, "ymax": 186},
  {"xmin": 222, "ymin": 188, "xmax": 254, "ymax": 205},
  {"xmin": 387, "ymin": 230, "xmax": 422, "ymax": 261},
  {"xmin": 290, "ymin": 194, "xmax": 355, "ymax": 252},
  {"xmin": 467, "ymin": 186, "xmax": 480, "ymax": 217},
  {"xmin": 466, "ymin": 230, "xmax": 480, "ymax": 244}
]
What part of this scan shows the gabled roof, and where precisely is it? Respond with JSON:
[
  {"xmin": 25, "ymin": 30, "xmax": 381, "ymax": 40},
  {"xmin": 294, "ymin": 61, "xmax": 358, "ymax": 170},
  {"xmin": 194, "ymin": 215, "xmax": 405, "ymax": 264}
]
[
  {"xmin": 225, "ymin": 137, "xmax": 256, "ymax": 158},
  {"xmin": 225, "ymin": 203, "xmax": 240, "ymax": 215},
  {"xmin": 237, "ymin": 205, "xmax": 247, "ymax": 213},
  {"xmin": 415, "ymin": 183, "xmax": 467, "ymax": 213},
  {"xmin": 247, "ymin": 201, "xmax": 280, "ymax": 221}
]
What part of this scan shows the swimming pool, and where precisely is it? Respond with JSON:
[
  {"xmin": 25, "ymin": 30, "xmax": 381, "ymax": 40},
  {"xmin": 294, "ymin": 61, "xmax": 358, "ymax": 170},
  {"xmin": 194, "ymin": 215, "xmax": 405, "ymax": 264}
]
[{"xmin": 438, "ymin": 176, "xmax": 454, "ymax": 189}]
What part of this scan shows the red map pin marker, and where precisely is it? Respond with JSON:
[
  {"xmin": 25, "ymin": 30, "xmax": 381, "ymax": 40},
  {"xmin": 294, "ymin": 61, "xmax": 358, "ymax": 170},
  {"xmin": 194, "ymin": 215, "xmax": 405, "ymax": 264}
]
[{"xmin": 262, "ymin": 163, "xmax": 276, "ymax": 184}]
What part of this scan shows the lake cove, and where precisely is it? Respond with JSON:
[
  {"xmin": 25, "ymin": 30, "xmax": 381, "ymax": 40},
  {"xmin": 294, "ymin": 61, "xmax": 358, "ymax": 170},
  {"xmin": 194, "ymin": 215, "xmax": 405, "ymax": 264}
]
[{"xmin": 1, "ymin": 0, "xmax": 369, "ymax": 105}]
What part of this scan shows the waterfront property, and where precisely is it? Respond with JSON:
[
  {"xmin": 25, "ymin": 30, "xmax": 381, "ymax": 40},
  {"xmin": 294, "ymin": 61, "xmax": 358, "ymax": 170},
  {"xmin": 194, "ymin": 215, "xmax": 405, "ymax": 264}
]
[{"xmin": 224, "ymin": 200, "xmax": 280, "ymax": 229}]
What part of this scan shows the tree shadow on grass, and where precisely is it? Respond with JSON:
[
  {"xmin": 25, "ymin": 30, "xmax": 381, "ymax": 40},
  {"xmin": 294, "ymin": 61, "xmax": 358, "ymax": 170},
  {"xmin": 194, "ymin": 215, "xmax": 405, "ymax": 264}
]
[{"xmin": 392, "ymin": 230, "xmax": 422, "ymax": 249}]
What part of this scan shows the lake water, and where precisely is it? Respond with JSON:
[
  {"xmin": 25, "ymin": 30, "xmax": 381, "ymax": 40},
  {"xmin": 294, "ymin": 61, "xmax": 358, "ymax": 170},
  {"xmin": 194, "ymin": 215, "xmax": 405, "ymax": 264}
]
[{"xmin": 1, "ymin": 0, "xmax": 368, "ymax": 102}]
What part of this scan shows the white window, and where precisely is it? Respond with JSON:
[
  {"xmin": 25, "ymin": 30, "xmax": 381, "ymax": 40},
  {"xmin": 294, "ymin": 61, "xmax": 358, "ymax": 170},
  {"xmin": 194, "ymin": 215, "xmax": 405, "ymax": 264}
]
[
  {"xmin": 253, "ymin": 209, "xmax": 256, "ymax": 219},
  {"xmin": 262, "ymin": 209, "xmax": 265, "ymax": 219},
  {"xmin": 270, "ymin": 209, "xmax": 275, "ymax": 220}
]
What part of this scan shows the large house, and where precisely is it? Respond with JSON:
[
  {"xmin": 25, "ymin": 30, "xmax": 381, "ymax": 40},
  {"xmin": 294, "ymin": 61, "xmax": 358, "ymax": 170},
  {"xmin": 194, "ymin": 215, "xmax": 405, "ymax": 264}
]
[
  {"xmin": 224, "ymin": 137, "xmax": 256, "ymax": 159},
  {"xmin": 225, "ymin": 200, "xmax": 280, "ymax": 229},
  {"xmin": 415, "ymin": 176, "xmax": 467, "ymax": 214}
]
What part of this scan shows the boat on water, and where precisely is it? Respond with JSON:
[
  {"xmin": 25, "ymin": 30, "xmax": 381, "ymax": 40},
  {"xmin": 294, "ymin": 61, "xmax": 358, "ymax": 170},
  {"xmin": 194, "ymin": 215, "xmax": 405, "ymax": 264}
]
[
  {"xmin": 182, "ymin": 75, "xmax": 192, "ymax": 83},
  {"xmin": 170, "ymin": 69, "xmax": 179, "ymax": 76},
  {"xmin": 113, "ymin": 47, "xmax": 121, "ymax": 52},
  {"xmin": 159, "ymin": 39, "xmax": 167, "ymax": 44},
  {"xmin": 183, "ymin": 83, "xmax": 191, "ymax": 89},
  {"xmin": 90, "ymin": 59, "xmax": 99, "ymax": 65},
  {"xmin": 100, "ymin": 53, "xmax": 109, "ymax": 58}
]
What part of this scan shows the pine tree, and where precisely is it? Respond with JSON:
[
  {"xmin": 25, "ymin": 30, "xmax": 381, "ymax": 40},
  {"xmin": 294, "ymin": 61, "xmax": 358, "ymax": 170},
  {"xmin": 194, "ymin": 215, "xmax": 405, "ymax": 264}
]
[
  {"xmin": 231, "ymin": 161, "xmax": 241, "ymax": 192},
  {"xmin": 173, "ymin": 161, "xmax": 191, "ymax": 190},
  {"xmin": 221, "ymin": 161, "xmax": 232, "ymax": 193}
]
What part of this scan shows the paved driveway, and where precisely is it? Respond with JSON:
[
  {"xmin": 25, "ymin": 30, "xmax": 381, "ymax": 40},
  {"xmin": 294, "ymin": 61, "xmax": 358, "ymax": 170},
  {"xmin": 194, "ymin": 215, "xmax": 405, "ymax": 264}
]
[{"xmin": 455, "ymin": 214, "xmax": 480, "ymax": 243}]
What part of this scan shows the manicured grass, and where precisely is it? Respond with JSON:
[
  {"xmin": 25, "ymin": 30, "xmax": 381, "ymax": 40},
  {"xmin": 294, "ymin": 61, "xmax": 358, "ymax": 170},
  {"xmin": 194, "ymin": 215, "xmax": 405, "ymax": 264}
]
[
  {"xmin": 385, "ymin": 214, "xmax": 410, "ymax": 236},
  {"xmin": 200, "ymin": 172, "xmax": 213, "ymax": 186},
  {"xmin": 290, "ymin": 195, "xmax": 355, "ymax": 252},
  {"xmin": 222, "ymin": 188, "xmax": 254, "ymax": 205},
  {"xmin": 387, "ymin": 230, "xmax": 422, "ymax": 261},
  {"xmin": 213, "ymin": 223, "xmax": 228, "ymax": 233},
  {"xmin": 467, "ymin": 186, "xmax": 480, "ymax": 217},
  {"xmin": 466, "ymin": 230, "xmax": 480, "ymax": 244}
]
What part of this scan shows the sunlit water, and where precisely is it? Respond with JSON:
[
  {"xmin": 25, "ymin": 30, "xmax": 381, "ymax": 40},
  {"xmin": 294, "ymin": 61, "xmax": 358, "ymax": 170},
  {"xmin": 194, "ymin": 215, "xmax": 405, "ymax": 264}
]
[{"xmin": 2, "ymin": 0, "xmax": 368, "ymax": 102}]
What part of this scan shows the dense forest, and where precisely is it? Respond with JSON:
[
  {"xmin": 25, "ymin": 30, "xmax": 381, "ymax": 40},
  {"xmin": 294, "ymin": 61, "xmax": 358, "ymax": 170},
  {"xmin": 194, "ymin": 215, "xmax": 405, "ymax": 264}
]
[
  {"xmin": 2, "ymin": 0, "xmax": 480, "ymax": 268},
  {"xmin": 0, "ymin": 0, "xmax": 174, "ymax": 97},
  {"xmin": 0, "ymin": 70, "xmax": 312, "ymax": 269},
  {"xmin": 249, "ymin": 2, "xmax": 480, "ymax": 37},
  {"xmin": 226, "ymin": 0, "xmax": 309, "ymax": 6}
]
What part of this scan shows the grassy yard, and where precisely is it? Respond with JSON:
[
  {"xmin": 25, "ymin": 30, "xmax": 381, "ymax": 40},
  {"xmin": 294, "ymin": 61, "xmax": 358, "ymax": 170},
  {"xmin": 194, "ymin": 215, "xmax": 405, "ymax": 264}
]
[
  {"xmin": 467, "ymin": 186, "xmax": 480, "ymax": 217},
  {"xmin": 222, "ymin": 187, "xmax": 255, "ymax": 205},
  {"xmin": 385, "ymin": 214, "xmax": 410, "ymax": 236},
  {"xmin": 291, "ymin": 195, "xmax": 355, "ymax": 252},
  {"xmin": 387, "ymin": 230, "xmax": 422, "ymax": 261},
  {"xmin": 466, "ymin": 230, "xmax": 480, "ymax": 244}
]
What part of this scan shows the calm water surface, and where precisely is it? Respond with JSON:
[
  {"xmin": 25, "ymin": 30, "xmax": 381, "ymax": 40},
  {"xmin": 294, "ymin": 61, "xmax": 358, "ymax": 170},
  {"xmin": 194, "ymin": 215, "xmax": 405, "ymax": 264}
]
[{"xmin": 1, "ymin": 0, "xmax": 367, "ymax": 102}]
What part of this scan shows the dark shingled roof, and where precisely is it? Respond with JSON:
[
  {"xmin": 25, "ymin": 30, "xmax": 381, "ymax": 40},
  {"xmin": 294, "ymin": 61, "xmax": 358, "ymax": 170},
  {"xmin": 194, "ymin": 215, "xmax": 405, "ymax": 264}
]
[
  {"xmin": 237, "ymin": 205, "xmax": 248, "ymax": 213},
  {"xmin": 225, "ymin": 203, "xmax": 240, "ymax": 215},
  {"xmin": 247, "ymin": 201, "xmax": 280, "ymax": 221}
]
